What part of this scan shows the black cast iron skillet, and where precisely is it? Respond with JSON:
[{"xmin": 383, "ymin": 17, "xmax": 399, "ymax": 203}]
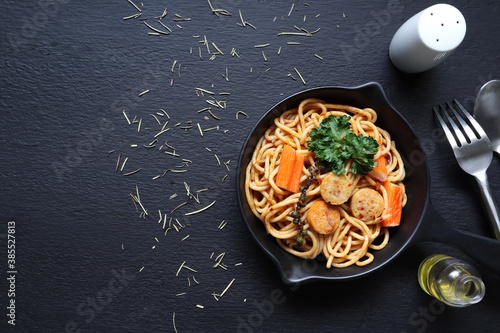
[{"xmin": 236, "ymin": 82, "xmax": 500, "ymax": 285}]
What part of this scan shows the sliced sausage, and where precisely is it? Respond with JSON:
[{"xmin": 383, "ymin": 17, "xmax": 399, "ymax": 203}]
[
  {"xmin": 350, "ymin": 188, "xmax": 384, "ymax": 221},
  {"xmin": 307, "ymin": 200, "xmax": 340, "ymax": 235},
  {"xmin": 320, "ymin": 172, "xmax": 353, "ymax": 205}
]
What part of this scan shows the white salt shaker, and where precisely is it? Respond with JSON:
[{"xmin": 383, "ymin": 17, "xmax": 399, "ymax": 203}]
[{"xmin": 389, "ymin": 4, "xmax": 466, "ymax": 73}]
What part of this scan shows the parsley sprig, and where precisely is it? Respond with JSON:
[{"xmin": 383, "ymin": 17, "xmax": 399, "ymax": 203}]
[{"xmin": 307, "ymin": 115, "xmax": 379, "ymax": 176}]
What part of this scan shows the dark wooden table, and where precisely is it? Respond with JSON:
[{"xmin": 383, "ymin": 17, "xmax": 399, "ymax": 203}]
[{"xmin": 1, "ymin": 1, "xmax": 500, "ymax": 332}]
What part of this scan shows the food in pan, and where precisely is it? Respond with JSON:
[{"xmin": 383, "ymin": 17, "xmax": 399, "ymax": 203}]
[{"xmin": 244, "ymin": 98, "xmax": 406, "ymax": 268}]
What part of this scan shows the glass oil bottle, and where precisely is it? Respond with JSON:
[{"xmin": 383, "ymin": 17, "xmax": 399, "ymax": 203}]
[{"xmin": 417, "ymin": 254, "xmax": 485, "ymax": 307}]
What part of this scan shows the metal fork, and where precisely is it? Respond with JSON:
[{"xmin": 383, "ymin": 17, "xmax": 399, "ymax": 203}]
[{"xmin": 433, "ymin": 99, "xmax": 500, "ymax": 240}]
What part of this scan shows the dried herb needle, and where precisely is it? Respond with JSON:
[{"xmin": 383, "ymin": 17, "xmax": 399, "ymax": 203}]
[{"xmin": 184, "ymin": 201, "xmax": 216, "ymax": 216}]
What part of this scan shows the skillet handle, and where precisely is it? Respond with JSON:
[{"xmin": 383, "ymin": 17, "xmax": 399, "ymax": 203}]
[{"xmin": 414, "ymin": 201, "xmax": 500, "ymax": 274}]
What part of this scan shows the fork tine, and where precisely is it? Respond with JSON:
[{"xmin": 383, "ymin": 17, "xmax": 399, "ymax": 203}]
[
  {"xmin": 433, "ymin": 106, "xmax": 460, "ymax": 148},
  {"xmin": 446, "ymin": 101, "xmax": 476, "ymax": 143},
  {"xmin": 452, "ymin": 99, "xmax": 488, "ymax": 139},
  {"xmin": 441, "ymin": 104, "xmax": 469, "ymax": 147}
]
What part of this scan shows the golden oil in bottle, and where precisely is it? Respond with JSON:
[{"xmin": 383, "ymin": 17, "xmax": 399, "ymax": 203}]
[{"xmin": 417, "ymin": 254, "xmax": 485, "ymax": 307}]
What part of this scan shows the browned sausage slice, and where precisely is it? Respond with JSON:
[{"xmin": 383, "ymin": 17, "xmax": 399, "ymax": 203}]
[
  {"xmin": 350, "ymin": 188, "xmax": 384, "ymax": 221},
  {"xmin": 320, "ymin": 172, "xmax": 353, "ymax": 205},
  {"xmin": 307, "ymin": 200, "xmax": 340, "ymax": 235}
]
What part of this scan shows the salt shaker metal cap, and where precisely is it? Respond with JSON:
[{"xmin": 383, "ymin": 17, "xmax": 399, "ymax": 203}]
[{"xmin": 389, "ymin": 4, "xmax": 466, "ymax": 73}]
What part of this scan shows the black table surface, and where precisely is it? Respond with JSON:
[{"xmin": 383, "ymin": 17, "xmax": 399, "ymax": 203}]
[{"xmin": 2, "ymin": 1, "xmax": 500, "ymax": 332}]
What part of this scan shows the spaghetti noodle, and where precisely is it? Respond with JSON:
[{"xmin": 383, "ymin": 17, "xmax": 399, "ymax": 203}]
[{"xmin": 244, "ymin": 98, "xmax": 406, "ymax": 268}]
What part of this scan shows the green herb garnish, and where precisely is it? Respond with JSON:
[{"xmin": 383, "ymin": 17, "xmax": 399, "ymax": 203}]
[{"xmin": 307, "ymin": 115, "xmax": 379, "ymax": 176}]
